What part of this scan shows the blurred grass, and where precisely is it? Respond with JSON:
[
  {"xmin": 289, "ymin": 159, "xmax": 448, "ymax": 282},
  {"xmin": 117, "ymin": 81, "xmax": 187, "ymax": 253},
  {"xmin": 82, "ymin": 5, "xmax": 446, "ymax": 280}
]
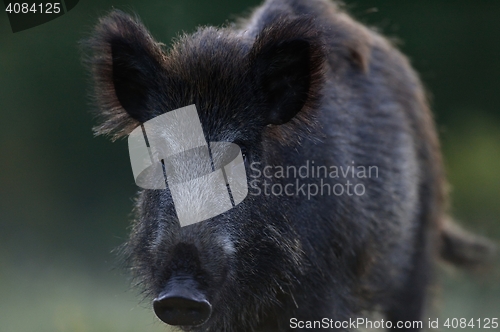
[
  {"xmin": 0, "ymin": 260, "xmax": 498, "ymax": 331},
  {"xmin": 438, "ymin": 267, "xmax": 500, "ymax": 330},
  {"xmin": 0, "ymin": 260, "xmax": 173, "ymax": 332}
]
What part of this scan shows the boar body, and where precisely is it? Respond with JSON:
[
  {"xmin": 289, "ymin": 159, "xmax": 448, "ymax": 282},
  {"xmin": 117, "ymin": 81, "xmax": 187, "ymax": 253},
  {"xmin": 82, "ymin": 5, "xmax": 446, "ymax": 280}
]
[{"xmin": 85, "ymin": 0, "xmax": 493, "ymax": 331}]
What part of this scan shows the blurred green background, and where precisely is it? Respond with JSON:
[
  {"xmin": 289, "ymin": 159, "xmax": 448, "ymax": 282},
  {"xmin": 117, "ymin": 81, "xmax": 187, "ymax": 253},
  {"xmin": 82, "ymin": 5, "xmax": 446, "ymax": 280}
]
[{"xmin": 0, "ymin": 0, "xmax": 498, "ymax": 331}]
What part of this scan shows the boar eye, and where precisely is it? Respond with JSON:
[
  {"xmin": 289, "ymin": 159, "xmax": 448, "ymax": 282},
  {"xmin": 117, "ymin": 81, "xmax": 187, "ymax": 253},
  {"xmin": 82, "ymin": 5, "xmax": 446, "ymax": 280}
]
[{"xmin": 240, "ymin": 146, "xmax": 249, "ymax": 164}]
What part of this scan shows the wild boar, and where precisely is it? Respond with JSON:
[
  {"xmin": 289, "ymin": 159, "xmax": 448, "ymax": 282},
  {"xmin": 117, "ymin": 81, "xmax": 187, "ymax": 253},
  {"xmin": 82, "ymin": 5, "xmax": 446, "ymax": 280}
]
[{"xmin": 84, "ymin": 0, "xmax": 494, "ymax": 330}]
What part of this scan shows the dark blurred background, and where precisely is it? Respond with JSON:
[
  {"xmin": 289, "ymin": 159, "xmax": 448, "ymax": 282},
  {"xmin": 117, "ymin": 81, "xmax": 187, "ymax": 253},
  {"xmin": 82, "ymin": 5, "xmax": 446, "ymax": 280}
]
[{"xmin": 0, "ymin": 0, "xmax": 498, "ymax": 331}]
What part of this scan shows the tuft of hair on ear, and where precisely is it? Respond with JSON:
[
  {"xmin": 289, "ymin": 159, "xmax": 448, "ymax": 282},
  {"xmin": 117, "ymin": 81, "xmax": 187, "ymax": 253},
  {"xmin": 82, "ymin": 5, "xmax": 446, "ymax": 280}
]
[
  {"xmin": 249, "ymin": 16, "xmax": 326, "ymax": 146},
  {"xmin": 82, "ymin": 10, "xmax": 167, "ymax": 140}
]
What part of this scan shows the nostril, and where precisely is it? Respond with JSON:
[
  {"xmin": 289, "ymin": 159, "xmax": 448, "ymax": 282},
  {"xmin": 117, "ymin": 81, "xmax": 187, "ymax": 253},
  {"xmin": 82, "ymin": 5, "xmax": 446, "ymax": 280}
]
[{"xmin": 153, "ymin": 295, "xmax": 212, "ymax": 326}]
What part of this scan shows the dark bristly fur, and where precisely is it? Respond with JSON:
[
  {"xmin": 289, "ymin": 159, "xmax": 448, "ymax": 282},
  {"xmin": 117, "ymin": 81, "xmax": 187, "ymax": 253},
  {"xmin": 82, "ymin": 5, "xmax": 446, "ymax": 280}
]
[{"xmin": 83, "ymin": 1, "xmax": 495, "ymax": 331}]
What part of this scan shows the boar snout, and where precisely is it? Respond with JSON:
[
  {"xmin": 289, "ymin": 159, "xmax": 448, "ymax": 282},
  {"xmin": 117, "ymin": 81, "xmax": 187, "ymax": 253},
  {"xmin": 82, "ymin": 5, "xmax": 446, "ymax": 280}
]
[{"xmin": 153, "ymin": 276, "xmax": 212, "ymax": 326}]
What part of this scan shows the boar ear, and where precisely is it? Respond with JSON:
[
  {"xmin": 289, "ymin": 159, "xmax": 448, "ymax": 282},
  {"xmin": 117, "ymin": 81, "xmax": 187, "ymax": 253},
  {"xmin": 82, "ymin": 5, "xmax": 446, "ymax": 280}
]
[
  {"xmin": 84, "ymin": 10, "xmax": 166, "ymax": 139},
  {"xmin": 250, "ymin": 17, "xmax": 325, "ymax": 125}
]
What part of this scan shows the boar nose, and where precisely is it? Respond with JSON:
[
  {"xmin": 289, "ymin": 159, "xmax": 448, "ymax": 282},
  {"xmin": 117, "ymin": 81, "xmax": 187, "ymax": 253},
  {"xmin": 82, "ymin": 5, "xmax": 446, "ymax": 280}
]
[{"xmin": 153, "ymin": 278, "xmax": 212, "ymax": 326}]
